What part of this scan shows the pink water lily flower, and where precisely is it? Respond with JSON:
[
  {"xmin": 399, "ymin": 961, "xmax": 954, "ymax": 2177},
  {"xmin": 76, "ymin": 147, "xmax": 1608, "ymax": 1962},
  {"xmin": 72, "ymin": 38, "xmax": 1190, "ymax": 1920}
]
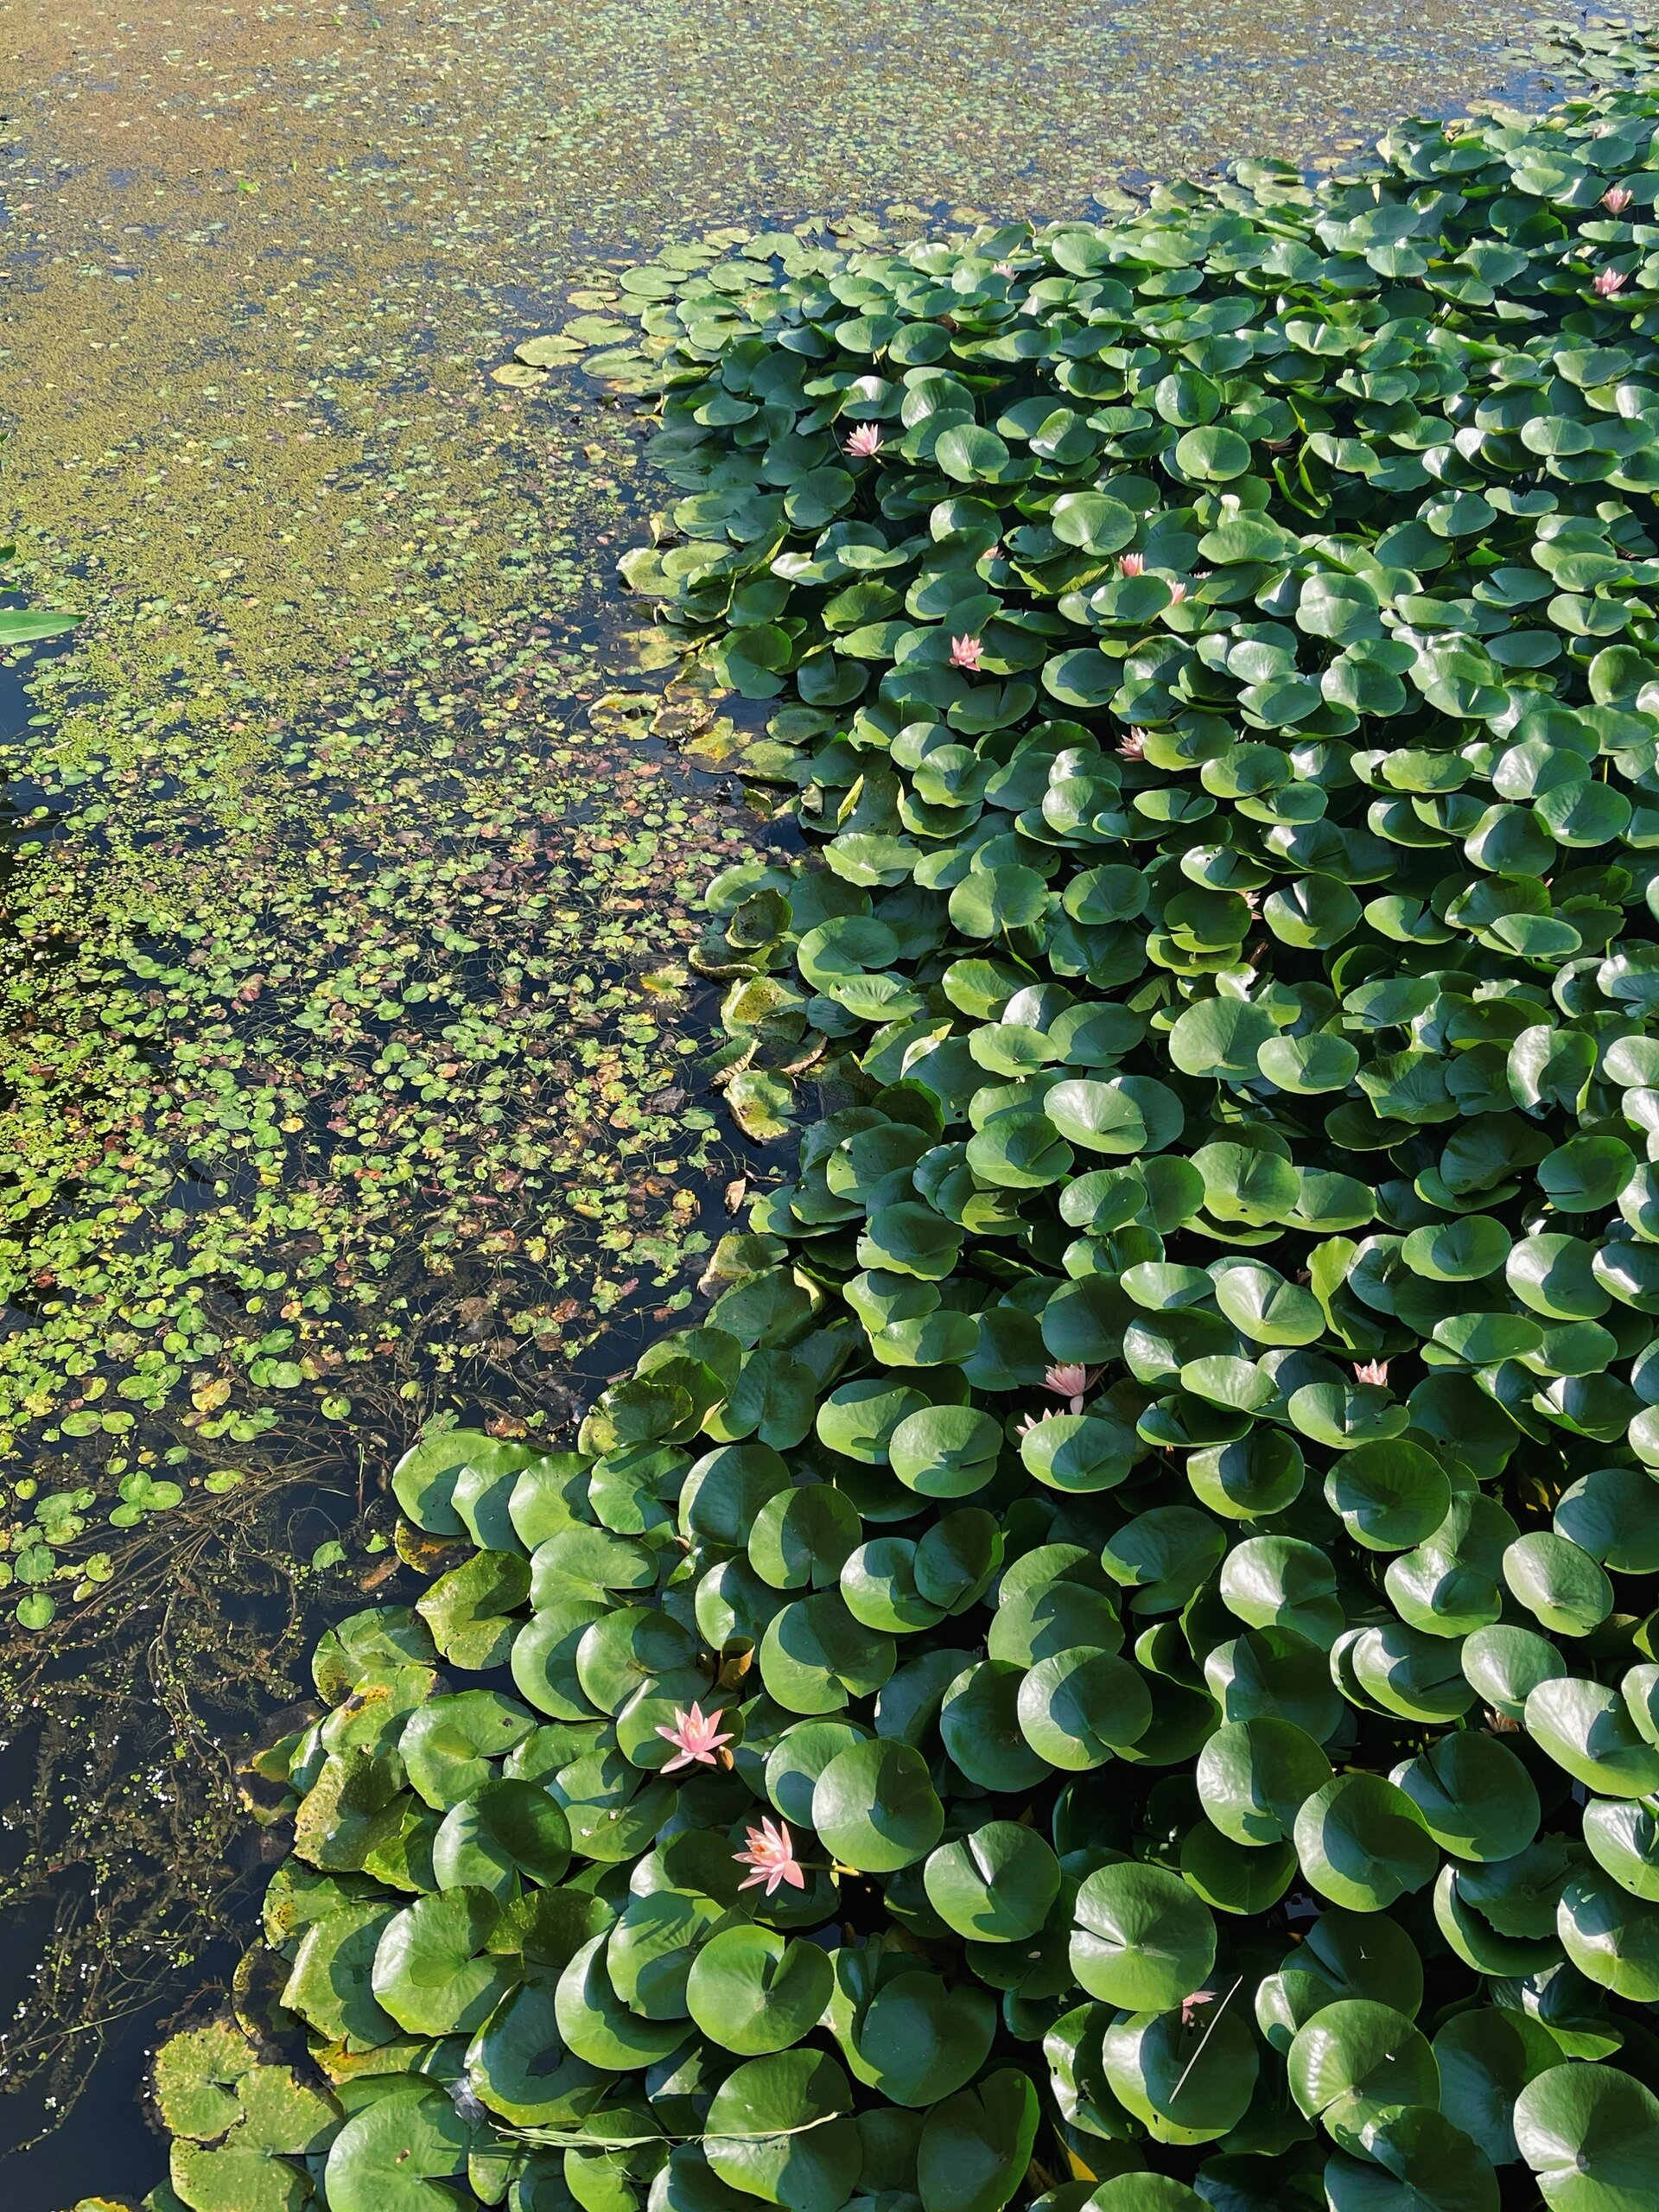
[
  {"xmin": 1353, "ymin": 1359, "xmax": 1390, "ymax": 1388},
  {"xmin": 949, "ymin": 633, "xmax": 984, "ymax": 671},
  {"xmin": 843, "ymin": 423, "xmax": 883, "ymax": 459},
  {"xmin": 1118, "ymin": 552, "xmax": 1146, "ymax": 577},
  {"xmin": 1181, "ymin": 1989, "xmax": 1217, "ymax": 2029},
  {"xmin": 1593, "ymin": 266, "xmax": 1630, "ymax": 296},
  {"xmin": 1044, "ymin": 1362, "xmax": 1101, "ymax": 1414},
  {"xmin": 734, "ymin": 1816, "xmax": 806, "ymax": 1896},
  {"xmin": 1116, "ymin": 728, "xmax": 1147, "ymax": 760},
  {"xmin": 1167, "ymin": 578, "xmax": 1188, "ymax": 604},
  {"xmin": 992, "ymin": 261, "xmax": 1020, "ymax": 278},
  {"xmin": 656, "ymin": 1700, "xmax": 734, "ymax": 1772},
  {"xmin": 1604, "ymin": 184, "xmax": 1635, "ymax": 214}
]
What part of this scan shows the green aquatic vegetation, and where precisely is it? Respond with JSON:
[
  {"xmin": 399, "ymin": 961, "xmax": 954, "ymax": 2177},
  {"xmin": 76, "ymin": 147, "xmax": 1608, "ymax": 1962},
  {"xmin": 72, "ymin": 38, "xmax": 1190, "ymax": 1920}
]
[
  {"xmin": 0, "ymin": 428, "xmax": 78, "ymax": 650},
  {"xmin": 0, "ymin": 238, "xmax": 760, "ymax": 1631},
  {"xmin": 8, "ymin": 0, "xmax": 1596, "ymax": 2175},
  {"xmin": 103, "ymin": 33, "xmax": 1659, "ymax": 2212},
  {"xmin": 0, "ymin": 1463, "xmax": 341, "ymax": 2153},
  {"xmin": 0, "ymin": 575, "xmax": 75, "ymax": 652},
  {"xmin": 0, "ymin": 640, "xmax": 747, "ymax": 1626}
]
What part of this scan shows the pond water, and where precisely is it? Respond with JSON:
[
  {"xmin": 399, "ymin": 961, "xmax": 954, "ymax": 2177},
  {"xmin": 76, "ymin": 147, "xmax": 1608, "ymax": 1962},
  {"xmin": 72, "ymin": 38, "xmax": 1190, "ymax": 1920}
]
[{"xmin": 0, "ymin": 0, "xmax": 1567, "ymax": 2202}]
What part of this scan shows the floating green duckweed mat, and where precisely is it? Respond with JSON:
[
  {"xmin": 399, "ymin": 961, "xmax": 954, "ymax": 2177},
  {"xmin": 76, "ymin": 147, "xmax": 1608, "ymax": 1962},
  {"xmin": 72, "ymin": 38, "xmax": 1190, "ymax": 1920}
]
[{"xmin": 103, "ymin": 24, "xmax": 1659, "ymax": 2212}]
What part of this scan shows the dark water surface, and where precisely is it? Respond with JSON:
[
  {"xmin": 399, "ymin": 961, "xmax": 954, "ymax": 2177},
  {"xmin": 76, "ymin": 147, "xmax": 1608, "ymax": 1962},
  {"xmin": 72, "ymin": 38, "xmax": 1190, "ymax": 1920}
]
[{"xmin": 0, "ymin": 0, "xmax": 1569, "ymax": 2202}]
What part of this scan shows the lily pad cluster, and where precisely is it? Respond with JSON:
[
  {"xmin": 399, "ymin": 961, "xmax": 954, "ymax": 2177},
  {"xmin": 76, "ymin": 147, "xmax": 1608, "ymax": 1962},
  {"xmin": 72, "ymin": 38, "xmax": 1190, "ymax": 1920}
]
[
  {"xmin": 230, "ymin": 1414, "xmax": 1052, "ymax": 2204},
  {"xmin": 149, "ymin": 2020, "xmax": 340, "ymax": 2212},
  {"xmin": 125, "ymin": 50, "xmax": 1659, "ymax": 2212}
]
